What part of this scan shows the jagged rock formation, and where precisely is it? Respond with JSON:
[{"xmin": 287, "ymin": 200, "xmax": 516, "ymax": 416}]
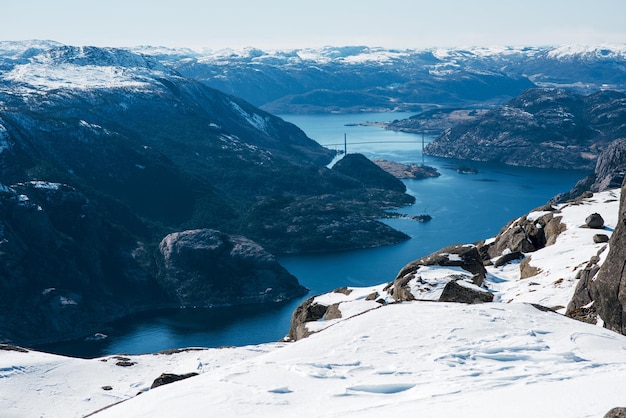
[
  {"xmin": 587, "ymin": 179, "xmax": 626, "ymax": 334},
  {"xmin": 424, "ymin": 89, "xmax": 626, "ymax": 170},
  {"xmin": 555, "ymin": 138, "xmax": 626, "ymax": 202},
  {"xmin": 481, "ymin": 207, "xmax": 565, "ymax": 260}
]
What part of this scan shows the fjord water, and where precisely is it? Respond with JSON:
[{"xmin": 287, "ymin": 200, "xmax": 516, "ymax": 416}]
[{"xmin": 38, "ymin": 113, "xmax": 587, "ymax": 358}]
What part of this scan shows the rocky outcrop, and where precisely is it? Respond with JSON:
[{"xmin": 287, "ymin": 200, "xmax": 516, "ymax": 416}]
[
  {"xmin": 287, "ymin": 296, "xmax": 331, "ymax": 341},
  {"xmin": 150, "ymin": 372, "xmax": 198, "ymax": 389},
  {"xmin": 425, "ymin": 89, "xmax": 626, "ymax": 170},
  {"xmin": 438, "ymin": 278, "xmax": 494, "ymax": 304},
  {"xmin": 395, "ymin": 244, "xmax": 487, "ymax": 286},
  {"xmin": 554, "ymin": 138, "xmax": 626, "ymax": 203},
  {"xmin": 481, "ymin": 209, "xmax": 565, "ymax": 260},
  {"xmin": 605, "ymin": 408, "xmax": 626, "ymax": 418},
  {"xmin": 157, "ymin": 229, "xmax": 307, "ymax": 306},
  {"xmin": 589, "ymin": 179, "xmax": 626, "ymax": 334},
  {"xmin": 566, "ymin": 254, "xmax": 604, "ymax": 323},
  {"xmin": 386, "ymin": 244, "xmax": 487, "ymax": 302}
]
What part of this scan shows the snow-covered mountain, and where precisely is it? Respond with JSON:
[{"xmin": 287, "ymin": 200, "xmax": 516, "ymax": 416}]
[
  {"xmin": 0, "ymin": 44, "xmax": 414, "ymax": 346},
  {"xmin": 131, "ymin": 44, "xmax": 626, "ymax": 113},
  {"xmin": 1, "ymin": 188, "xmax": 623, "ymax": 418},
  {"xmin": 5, "ymin": 42, "xmax": 626, "ymax": 114}
]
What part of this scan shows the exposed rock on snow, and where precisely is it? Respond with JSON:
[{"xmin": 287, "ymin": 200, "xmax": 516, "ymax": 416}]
[
  {"xmin": 438, "ymin": 277, "xmax": 494, "ymax": 304},
  {"xmin": 585, "ymin": 212, "xmax": 605, "ymax": 229}
]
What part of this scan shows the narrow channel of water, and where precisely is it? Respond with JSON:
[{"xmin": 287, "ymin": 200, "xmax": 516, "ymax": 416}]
[{"xmin": 37, "ymin": 112, "xmax": 588, "ymax": 358}]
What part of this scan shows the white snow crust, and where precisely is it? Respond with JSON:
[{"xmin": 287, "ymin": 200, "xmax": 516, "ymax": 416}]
[{"xmin": 1, "ymin": 189, "xmax": 624, "ymax": 418}]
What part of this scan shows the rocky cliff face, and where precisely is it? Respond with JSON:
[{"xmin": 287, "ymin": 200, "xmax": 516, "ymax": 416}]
[
  {"xmin": 554, "ymin": 138, "xmax": 626, "ymax": 202},
  {"xmin": 424, "ymin": 89, "xmax": 626, "ymax": 170},
  {"xmin": 586, "ymin": 179, "xmax": 626, "ymax": 333}
]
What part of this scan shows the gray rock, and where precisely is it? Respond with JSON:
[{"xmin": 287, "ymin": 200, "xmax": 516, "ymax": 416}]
[
  {"xmin": 493, "ymin": 251, "xmax": 524, "ymax": 267},
  {"xmin": 324, "ymin": 303, "xmax": 343, "ymax": 321},
  {"xmin": 386, "ymin": 244, "xmax": 487, "ymax": 302},
  {"xmin": 605, "ymin": 407, "xmax": 626, "ymax": 418},
  {"xmin": 287, "ymin": 296, "xmax": 328, "ymax": 341},
  {"xmin": 519, "ymin": 257, "xmax": 542, "ymax": 279},
  {"xmin": 484, "ymin": 213, "xmax": 565, "ymax": 260},
  {"xmin": 594, "ymin": 234, "xmax": 610, "ymax": 243},
  {"xmin": 554, "ymin": 138, "xmax": 626, "ymax": 203},
  {"xmin": 150, "ymin": 372, "xmax": 198, "ymax": 389},
  {"xmin": 157, "ymin": 229, "xmax": 307, "ymax": 306},
  {"xmin": 585, "ymin": 213, "xmax": 605, "ymax": 229},
  {"xmin": 438, "ymin": 278, "xmax": 494, "ymax": 304},
  {"xmin": 566, "ymin": 255, "xmax": 603, "ymax": 324}
]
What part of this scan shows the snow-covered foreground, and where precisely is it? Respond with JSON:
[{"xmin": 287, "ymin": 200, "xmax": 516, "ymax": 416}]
[{"xmin": 1, "ymin": 188, "xmax": 624, "ymax": 417}]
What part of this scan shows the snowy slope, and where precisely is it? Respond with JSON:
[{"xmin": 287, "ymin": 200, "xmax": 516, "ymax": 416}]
[
  {"xmin": 1, "ymin": 45, "xmax": 176, "ymax": 93},
  {"xmin": 0, "ymin": 189, "xmax": 622, "ymax": 417}
]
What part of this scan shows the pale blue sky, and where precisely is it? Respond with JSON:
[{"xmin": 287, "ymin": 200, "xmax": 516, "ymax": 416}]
[{"xmin": 3, "ymin": 0, "xmax": 626, "ymax": 49}]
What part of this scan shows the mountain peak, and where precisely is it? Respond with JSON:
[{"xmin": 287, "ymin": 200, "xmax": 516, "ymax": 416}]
[{"xmin": 2, "ymin": 46, "xmax": 175, "ymax": 92}]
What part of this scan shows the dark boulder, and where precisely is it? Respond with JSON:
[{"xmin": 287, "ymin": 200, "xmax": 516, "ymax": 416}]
[
  {"xmin": 585, "ymin": 213, "xmax": 605, "ymax": 229},
  {"xmin": 156, "ymin": 229, "xmax": 307, "ymax": 306},
  {"xmin": 493, "ymin": 251, "xmax": 524, "ymax": 267},
  {"xmin": 438, "ymin": 278, "xmax": 494, "ymax": 304},
  {"xmin": 594, "ymin": 234, "xmax": 610, "ymax": 243},
  {"xmin": 151, "ymin": 372, "xmax": 199, "ymax": 389}
]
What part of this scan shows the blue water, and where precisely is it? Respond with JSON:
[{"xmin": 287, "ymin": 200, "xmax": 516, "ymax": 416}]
[{"xmin": 37, "ymin": 113, "xmax": 588, "ymax": 358}]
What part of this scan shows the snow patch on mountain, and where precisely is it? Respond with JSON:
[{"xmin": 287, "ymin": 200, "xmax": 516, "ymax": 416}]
[
  {"xmin": 230, "ymin": 100, "xmax": 270, "ymax": 134},
  {"xmin": 1, "ymin": 46, "xmax": 174, "ymax": 92},
  {"xmin": 0, "ymin": 121, "xmax": 10, "ymax": 153}
]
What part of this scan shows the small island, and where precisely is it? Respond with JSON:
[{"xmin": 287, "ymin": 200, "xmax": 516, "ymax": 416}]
[
  {"xmin": 457, "ymin": 166, "xmax": 479, "ymax": 174},
  {"xmin": 373, "ymin": 159, "xmax": 440, "ymax": 179}
]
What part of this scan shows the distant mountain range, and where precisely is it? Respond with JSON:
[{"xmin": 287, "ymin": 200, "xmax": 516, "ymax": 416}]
[{"xmin": 128, "ymin": 44, "xmax": 626, "ymax": 113}]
